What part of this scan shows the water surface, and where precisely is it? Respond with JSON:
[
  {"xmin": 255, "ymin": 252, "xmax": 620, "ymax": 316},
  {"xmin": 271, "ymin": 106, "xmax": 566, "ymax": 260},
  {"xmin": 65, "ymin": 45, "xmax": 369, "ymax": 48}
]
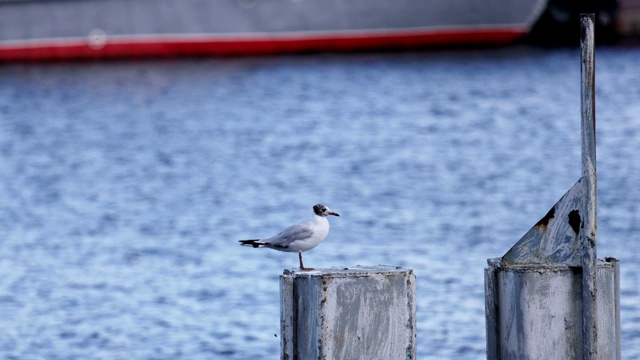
[{"xmin": 1, "ymin": 46, "xmax": 639, "ymax": 359}]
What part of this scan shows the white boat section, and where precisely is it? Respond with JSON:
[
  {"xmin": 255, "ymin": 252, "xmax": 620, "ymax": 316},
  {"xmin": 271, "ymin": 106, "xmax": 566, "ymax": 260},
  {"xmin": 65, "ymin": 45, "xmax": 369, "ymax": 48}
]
[{"xmin": 0, "ymin": 0, "xmax": 548, "ymax": 61}]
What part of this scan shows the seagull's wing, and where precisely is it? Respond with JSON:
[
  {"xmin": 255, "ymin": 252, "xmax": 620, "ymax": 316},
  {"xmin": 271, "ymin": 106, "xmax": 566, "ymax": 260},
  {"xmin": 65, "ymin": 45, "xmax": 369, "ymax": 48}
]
[{"xmin": 264, "ymin": 220, "xmax": 314, "ymax": 249}]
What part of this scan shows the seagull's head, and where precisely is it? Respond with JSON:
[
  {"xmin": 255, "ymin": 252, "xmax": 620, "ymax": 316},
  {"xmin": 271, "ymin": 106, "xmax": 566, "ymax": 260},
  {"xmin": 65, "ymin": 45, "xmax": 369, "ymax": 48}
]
[{"xmin": 313, "ymin": 204, "xmax": 340, "ymax": 217}]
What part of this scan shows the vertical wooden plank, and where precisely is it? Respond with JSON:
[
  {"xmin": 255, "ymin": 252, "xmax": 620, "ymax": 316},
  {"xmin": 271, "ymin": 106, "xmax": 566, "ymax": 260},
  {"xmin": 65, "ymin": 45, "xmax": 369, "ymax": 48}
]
[
  {"xmin": 610, "ymin": 258, "xmax": 622, "ymax": 359},
  {"xmin": 498, "ymin": 265, "xmax": 584, "ymax": 359},
  {"xmin": 580, "ymin": 13, "xmax": 598, "ymax": 360},
  {"xmin": 484, "ymin": 259, "xmax": 501, "ymax": 360},
  {"xmin": 280, "ymin": 274, "xmax": 295, "ymax": 359},
  {"xmin": 595, "ymin": 260, "xmax": 620, "ymax": 358}
]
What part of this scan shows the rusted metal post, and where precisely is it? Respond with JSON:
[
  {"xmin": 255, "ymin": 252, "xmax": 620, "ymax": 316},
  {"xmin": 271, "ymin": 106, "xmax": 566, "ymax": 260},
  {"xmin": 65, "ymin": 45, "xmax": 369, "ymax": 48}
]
[
  {"xmin": 280, "ymin": 266, "xmax": 416, "ymax": 360},
  {"xmin": 484, "ymin": 13, "xmax": 620, "ymax": 360},
  {"xmin": 581, "ymin": 13, "xmax": 598, "ymax": 360}
]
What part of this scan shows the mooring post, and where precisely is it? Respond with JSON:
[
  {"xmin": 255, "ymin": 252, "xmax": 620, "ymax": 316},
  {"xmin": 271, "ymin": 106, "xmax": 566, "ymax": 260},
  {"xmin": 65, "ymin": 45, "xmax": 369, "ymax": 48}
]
[
  {"xmin": 580, "ymin": 13, "xmax": 598, "ymax": 360},
  {"xmin": 280, "ymin": 265, "xmax": 416, "ymax": 360},
  {"xmin": 484, "ymin": 13, "xmax": 620, "ymax": 360}
]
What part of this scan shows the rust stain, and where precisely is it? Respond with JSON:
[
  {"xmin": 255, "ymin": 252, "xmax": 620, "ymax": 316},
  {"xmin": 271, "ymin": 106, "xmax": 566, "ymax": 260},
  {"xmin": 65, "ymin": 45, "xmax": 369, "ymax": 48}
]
[{"xmin": 535, "ymin": 206, "xmax": 556, "ymax": 229}]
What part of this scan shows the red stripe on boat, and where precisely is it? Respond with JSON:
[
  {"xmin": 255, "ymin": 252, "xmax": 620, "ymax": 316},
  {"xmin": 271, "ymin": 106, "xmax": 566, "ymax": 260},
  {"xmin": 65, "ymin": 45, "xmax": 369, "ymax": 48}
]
[{"xmin": 0, "ymin": 27, "xmax": 527, "ymax": 61}]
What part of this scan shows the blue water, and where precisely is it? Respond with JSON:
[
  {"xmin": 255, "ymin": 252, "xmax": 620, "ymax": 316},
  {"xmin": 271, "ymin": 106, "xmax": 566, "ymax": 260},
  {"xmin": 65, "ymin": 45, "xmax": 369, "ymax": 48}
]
[{"xmin": 1, "ymin": 46, "xmax": 639, "ymax": 359}]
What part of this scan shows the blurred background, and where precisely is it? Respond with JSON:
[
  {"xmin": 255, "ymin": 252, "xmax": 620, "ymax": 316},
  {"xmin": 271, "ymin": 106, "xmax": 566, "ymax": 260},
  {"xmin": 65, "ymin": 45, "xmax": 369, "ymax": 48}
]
[{"xmin": 1, "ymin": 0, "xmax": 639, "ymax": 359}]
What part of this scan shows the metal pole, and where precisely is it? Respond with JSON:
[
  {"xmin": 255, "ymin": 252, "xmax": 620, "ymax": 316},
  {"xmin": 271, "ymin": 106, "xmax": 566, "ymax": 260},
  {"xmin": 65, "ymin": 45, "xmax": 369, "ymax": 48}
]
[{"xmin": 580, "ymin": 13, "xmax": 598, "ymax": 360}]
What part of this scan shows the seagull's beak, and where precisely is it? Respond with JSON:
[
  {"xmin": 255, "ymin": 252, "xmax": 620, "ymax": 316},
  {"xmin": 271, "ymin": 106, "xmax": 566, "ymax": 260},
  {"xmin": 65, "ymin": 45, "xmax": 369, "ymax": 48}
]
[{"xmin": 328, "ymin": 211, "xmax": 340, "ymax": 217}]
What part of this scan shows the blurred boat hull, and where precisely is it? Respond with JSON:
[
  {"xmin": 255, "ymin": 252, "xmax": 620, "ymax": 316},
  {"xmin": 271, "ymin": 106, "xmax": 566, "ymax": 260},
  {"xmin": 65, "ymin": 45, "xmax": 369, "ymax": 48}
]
[{"xmin": 0, "ymin": 0, "xmax": 548, "ymax": 61}]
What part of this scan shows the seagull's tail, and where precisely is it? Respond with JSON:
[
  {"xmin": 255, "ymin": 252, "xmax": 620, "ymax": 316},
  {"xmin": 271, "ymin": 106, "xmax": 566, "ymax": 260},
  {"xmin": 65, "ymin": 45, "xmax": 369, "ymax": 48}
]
[{"xmin": 239, "ymin": 239, "xmax": 267, "ymax": 248}]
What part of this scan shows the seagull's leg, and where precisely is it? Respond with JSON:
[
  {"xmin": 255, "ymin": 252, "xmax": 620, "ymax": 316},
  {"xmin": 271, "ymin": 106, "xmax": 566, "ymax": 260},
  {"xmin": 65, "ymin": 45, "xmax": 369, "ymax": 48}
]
[{"xmin": 299, "ymin": 251, "xmax": 314, "ymax": 271}]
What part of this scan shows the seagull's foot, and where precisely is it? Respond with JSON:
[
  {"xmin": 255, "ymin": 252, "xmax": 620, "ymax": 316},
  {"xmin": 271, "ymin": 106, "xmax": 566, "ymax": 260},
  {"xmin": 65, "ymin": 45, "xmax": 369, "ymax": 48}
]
[{"xmin": 298, "ymin": 252, "xmax": 314, "ymax": 271}]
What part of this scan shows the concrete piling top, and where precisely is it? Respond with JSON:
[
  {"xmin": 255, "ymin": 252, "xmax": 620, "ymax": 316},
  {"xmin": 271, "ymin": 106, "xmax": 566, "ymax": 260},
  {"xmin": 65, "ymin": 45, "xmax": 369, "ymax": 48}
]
[{"xmin": 282, "ymin": 265, "xmax": 412, "ymax": 277}]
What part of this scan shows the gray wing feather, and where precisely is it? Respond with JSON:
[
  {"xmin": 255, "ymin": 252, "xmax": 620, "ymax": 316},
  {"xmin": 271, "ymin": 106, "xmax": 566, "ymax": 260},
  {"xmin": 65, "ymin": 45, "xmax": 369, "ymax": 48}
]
[{"xmin": 265, "ymin": 221, "xmax": 314, "ymax": 248}]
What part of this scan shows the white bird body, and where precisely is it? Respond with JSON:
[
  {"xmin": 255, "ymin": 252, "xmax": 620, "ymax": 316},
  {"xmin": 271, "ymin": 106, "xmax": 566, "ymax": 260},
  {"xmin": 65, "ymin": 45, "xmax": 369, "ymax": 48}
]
[
  {"xmin": 263, "ymin": 214, "xmax": 329, "ymax": 253},
  {"xmin": 239, "ymin": 204, "xmax": 339, "ymax": 270}
]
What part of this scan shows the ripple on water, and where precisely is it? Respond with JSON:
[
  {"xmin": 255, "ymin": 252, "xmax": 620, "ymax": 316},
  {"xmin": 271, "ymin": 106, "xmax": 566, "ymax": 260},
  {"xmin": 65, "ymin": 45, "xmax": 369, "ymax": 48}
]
[{"xmin": 1, "ymin": 47, "xmax": 639, "ymax": 359}]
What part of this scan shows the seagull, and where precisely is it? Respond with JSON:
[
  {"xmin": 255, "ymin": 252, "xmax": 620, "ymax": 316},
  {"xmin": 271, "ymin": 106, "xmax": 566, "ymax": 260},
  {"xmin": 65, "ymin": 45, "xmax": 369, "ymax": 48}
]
[{"xmin": 239, "ymin": 204, "xmax": 340, "ymax": 271}]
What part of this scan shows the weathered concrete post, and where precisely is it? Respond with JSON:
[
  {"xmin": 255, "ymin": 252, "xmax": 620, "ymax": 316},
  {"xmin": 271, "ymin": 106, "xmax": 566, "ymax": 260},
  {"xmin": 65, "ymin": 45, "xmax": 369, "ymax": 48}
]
[
  {"xmin": 485, "ymin": 14, "xmax": 620, "ymax": 360},
  {"xmin": 280, "ymin": 265, "xmax": 416, "ymax": 360}
]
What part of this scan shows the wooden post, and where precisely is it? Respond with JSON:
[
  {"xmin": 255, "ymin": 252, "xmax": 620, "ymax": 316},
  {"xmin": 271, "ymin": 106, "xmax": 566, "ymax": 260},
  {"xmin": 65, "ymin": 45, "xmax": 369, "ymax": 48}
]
[
  {"xmin": 280, "ymin": 266, "xmax": 416, "ymax": 360},
  {"xmin": 580, "ymin": 13, "xmax": 598, "ymax": 360}
]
